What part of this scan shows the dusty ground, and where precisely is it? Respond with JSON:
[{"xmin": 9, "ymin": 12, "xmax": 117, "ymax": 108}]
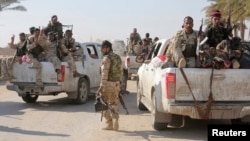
[{"xmin": 0, "ymin": 47, "xmax": 15, "ymax": 57}]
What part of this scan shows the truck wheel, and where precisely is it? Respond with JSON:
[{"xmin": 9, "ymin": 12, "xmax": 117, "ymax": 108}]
[
  {"xmin": 136, "ymin": 79, "xmax": 147, "ymax": 111},
  {"xmin": 21, "ymin": 94, "xmax": 39, "ymax": 103},
  {"xmin": 75, "ymin": 78, "xmax": 89, "ymax": 104},
  {"xmin": 151, "ymin": 91, "xmax": 168, "ymax": 130}
]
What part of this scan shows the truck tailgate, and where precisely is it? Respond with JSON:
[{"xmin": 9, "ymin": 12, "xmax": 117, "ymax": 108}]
[
  {"xmin": 12, "ymin": 62, "xmax": 58, "ymax": 83},
  {"xmin": 175, "ymin": 68, "xmax": 250, "ymax": 101}
]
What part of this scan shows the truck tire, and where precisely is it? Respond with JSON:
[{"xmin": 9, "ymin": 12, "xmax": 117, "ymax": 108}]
[
  {"xmin": 21, "ymin": 94, "xmax": 39, "ymax": 103},
  {"xmin": 75, "ymin": 78, "xmax": 89, "ymax": 104},
  {"xmin": 136, "ymin": 79, "xmax": 147, "ymax": 111},
  {"xmin": 151, "ymin": 91, "xmax": 168, "ymax": 130}
]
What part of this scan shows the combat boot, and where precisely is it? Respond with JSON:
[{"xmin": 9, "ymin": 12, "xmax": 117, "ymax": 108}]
[
  {"xmin": 113, "ymin": 119, "xmax": 119, "ymax": 131},
  {"xmin": 178, "ymin": 58, "xmax": 186, "ymax": 68},
  {"xmin": 102, "ymin": 119, "xmax": 113, "ymax": 130},
  {"xmin": 232, "ymin": 59, "xmax": 240, "ymax": 69}
]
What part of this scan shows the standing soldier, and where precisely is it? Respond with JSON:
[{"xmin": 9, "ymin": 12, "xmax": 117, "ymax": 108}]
[
  {"xmin": 38, "ymin": 30, "xmax": 62, "ymax": 75},
  {"xmin": 97, "ymin": 40, "xmax": 123, "ymax": 131},
  {"xmin": 26, "ymin": 28, "xmax": 45, "ymax": 85},
  {"xmin": 45, "ymin": 15, "xmax": 63, "ymax": 40},
  {"xmin": 166, "ymin": 16, "xmax": 198, "ymax": 68},
  {"xmin": 0, "ymin": 33, "xmax": 27, "ymax": 81}
]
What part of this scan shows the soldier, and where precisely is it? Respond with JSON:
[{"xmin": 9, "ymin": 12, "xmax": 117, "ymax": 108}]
[
  {"xmin": 166, "ymin": 16, "xmax": 198, "ymax": 68},
  {"xmin": 0, "ymin": 33, "xmax": 27, "ymax": 81},
  {"xmin": 63, "ymin": 30, "xmax": 76, "ymax": 52},
  {"xmin": 127, "ymin": 28, "xmax": 142, "ymax": 54},
  {"xmin": 38, "ymin": 30, "xmax": 61, "ymax": 75},
  {"xmin": 204, "ymin": 10, "xmax": 229, "ymax": 48},
  {"xmin": 143, "ymin": 33, "xmax": 153, "ymax": 46},
  {"xmin": 44, "ymin": 15, "xmax": 63, "ymax": 40},
  {"xmin": 59, "ymin": 33, "xmax": 82, "ymax": 77},
  {"xmin": 97, "ymin": 40, "xmax": 123, "ymax": 131},
  {"xmin": 129, "ymin": 28, "xmax": 141, "ymax": 45},
  {"xmin": 26, "ymin": 28, "xmax": 45, "ymax": 85}
]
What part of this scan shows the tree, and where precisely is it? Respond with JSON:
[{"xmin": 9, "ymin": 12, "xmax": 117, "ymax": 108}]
[{"xmin": 0, "ymin": 0, "xmax": 27, "ymax": 12}]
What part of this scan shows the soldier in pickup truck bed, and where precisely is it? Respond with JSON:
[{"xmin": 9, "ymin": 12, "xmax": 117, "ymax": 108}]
[
  {"xmin": 38, "ymin": 30, "xmax": 62, "ymax": 75},
  {"xmin": 166, "ymin": 16, "xmax": 198, "ymax": 68},
  {"xmin": 26, "ymin": 28, "xmax": 44, "ymax": 85},
  {"xmin": 0, "ymin": 33, "xmax": 27, "ymax": 81}
]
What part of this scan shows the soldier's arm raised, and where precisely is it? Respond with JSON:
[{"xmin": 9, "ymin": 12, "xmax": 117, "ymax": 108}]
[{"xmin": 8, "ymin": 34, "xmax": 17, "ymax": 49}]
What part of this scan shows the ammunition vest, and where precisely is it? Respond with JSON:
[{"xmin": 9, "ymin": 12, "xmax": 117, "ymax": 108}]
[
  {"xmin": 176, "ymin": 30, "xmax": 198, "ymax": 58},
  {"xmin": 205, "ymin": 25, "xmax": 228, "ymax": 47},
  {"xmin": 106, "ymin": 52, "xmax": 122, "ymax": 82},
  {"xmin": 16, "ymin": 41, "xmax": 27, "ymax": 57},
  {"xmin": 64, "ymin": 38, "xmax": 74, "ymax": 49},
  {"xmin": 29, "ymin": 45, "xmax": 44, "ymax": 58}
]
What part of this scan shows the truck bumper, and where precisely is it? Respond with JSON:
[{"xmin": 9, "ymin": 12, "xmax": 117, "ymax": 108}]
[
  {"xmin": 168, "ymin": 105, "xmax": 250, "ymax": 120},
  {"xmin": 6, "ymin": 83, "xmax": 62, "ymax": 95}
]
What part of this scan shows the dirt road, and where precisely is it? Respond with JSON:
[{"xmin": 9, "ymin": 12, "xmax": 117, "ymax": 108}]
[{"xmin": 0, "ymin": 80, "xmax": 211, "ymax": 141}]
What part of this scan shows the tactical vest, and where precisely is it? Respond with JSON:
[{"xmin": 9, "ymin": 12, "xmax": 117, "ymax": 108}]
[
  {"xmin": 177, "ymin": 30, "xmax": 197, "ymax": 58},
  {"xmin": 205, "ymin": 25, "xmax": 228, "ymax": 47},
  {"xmin": 16, "ymin": 41, "xmax": 27, "ymax": 57},
  {"xmin": 106, "ymin": 52, "xmax": 122, "ymax": 81},
  {"xmin": 29, "ymin": 44, "xmax": 44, "ymax": 58},
  {"xmin": 65, "ymin": 39, "xmax": 74, "ymax": 49}
]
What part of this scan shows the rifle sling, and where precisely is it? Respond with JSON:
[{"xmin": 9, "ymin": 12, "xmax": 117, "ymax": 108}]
[{"xmin": 179, "ymin": 67, "xmax": 214, "ymax": 119}]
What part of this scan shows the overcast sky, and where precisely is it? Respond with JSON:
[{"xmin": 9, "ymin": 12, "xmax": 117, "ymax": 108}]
[{"xmin": 0, "ymin": 0, "xmax": 211, "ymax": 47}]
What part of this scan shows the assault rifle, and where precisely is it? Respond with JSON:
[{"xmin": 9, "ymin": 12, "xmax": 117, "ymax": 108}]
[
  {"xmin": 196, "ymin": 18, "xmax": 208, "ymax": 56},
  {"xmin": 119, "ymin": 92, "xmax": 129, "ymax": 115},
  {"xmin": 95, "ymin": 94, "xmax": 116, "ymax": 121}
]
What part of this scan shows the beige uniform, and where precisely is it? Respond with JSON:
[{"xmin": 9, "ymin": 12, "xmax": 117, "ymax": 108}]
[
  {"xmin": 26, "ymin": 35, "xmax": 43, "ymax": 84},
  {"xmin": 166, "ymin": 29, "xmax": 198, "ymax": 68},
  {"xmin": 60, "ymin": 43, "xmax": 77, "ymax": 74},
  {"xmin": 38, "ymin": 34, "xmax": 61, "ymax": 71},
  {"xmin": 99, "ymin": 52, "xmax": 123, "ymax": 130}
]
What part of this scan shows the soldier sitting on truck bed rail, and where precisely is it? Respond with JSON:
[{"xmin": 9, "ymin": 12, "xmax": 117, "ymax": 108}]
[
  {"xmin": 0, "ymin": 33, "xmax": 28, "ymax": 81},
  {"xmin": 38, "ymin": 29, "xmax": 62, "ymax": 75}
]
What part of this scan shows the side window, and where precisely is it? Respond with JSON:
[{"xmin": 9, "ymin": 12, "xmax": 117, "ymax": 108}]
[
  {"xmin": 151, "ymin": 43, "xmax": 162, "ymax": 59},
  {"xmin": 86, "ymin": 45, "xmax": 99, "ymax": 59}
]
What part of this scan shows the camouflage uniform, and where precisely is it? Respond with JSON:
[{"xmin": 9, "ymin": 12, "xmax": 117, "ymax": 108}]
[
  {"xmin": 128, "ymin": 29, "xmax": 142, "ymax": 54},
  {"xmin": 26, "ymin": 34, "xmax": 44, "ymax": 84},
  {"xmin": 38, "ymin": 34, "xmax": 61, "ymax": 72},
  {"xmin": 59, "ymin": 42, "xmax": 80, "ymax": 77},
  {"xmin": 0, "ymin": 34, "xmax": 27, "ymax": 80},
  {"xmin": 99, "ymin": 48, "xmax": 123, "ymax": 130},
  {"xmin": 45, "ymin": 15, "xmax": 63, "ymax": 40},
  {"xmin": 166, "ymin": 29, "xmax": 198, "ymax": 68},
  {"xmin": 204, "ymin": 24, "xmax": 228, "ymax": 48}
]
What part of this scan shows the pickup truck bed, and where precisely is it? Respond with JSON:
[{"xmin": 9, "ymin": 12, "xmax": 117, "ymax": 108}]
[{"xmin": 136, "ymin": 39, "xmax": 250, "ymax": 130}]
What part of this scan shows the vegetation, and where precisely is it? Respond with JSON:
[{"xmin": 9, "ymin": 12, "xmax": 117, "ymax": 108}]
[
  {"xmin": 203, "ymin": 0, "xmax": 250, "ymax": 41},
  {"xmin": 0, "ymin": 0, "xmax": 27, "ymax": 12}
]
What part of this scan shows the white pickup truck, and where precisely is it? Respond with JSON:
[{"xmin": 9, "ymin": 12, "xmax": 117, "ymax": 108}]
[
  {"xmin": 6, "ymin": 42, "xmax": 102, "ymax": 104},
  {"xmin": 136, "ymin": 39, "xmax": 250, "ymax": 130}
]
